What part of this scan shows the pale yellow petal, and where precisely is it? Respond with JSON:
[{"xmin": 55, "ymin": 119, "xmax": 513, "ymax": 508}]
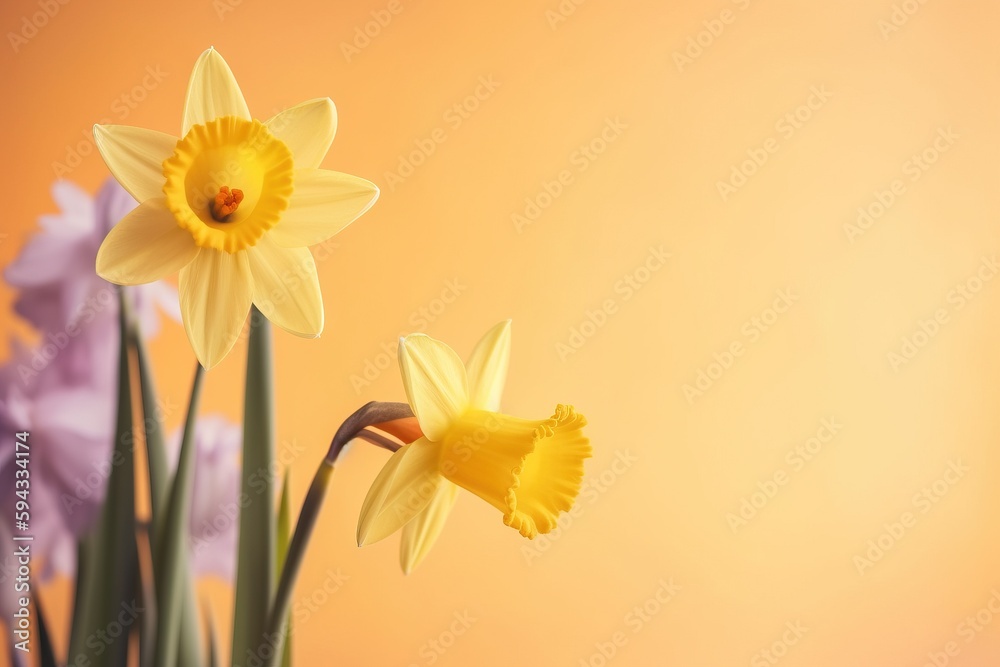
[
  {"xmin": 264, "ymin": 98, "xmax": 337, "ymax": 169},
  {"xmin": 398, "ymin": 334, "xmax": 469, "ymax": 441},
  {"xmin": 400, "ymin": 480, "xmax": 459, "ymax": 574},
  {"xmin": 248, "ymin": 236, "xmax": 323, "ymax": 338},
  {"xmin": 268, "ymin": 169, "xmax": 379, "ymax": 248},
  {"xmin": 96, "ymin": 198, "xmax": 199, "ymax": 285},
  {"xmin": 357, "ymin": 438, "xmax": 442, "ymax": 547},
  {"xmin": 182, "ymin": 48, "xmax": 250, "ymax": 134},
  {"xmin": 466, "ymin": 320, "xmax": 511, "ymax": 411},
  {"xmin": 178, "ymin": 249, "xmax": 253, "ymax": 369},
  {"xmin": 93, "ymin": 125, "xmax": 177, "ymax": 202}
]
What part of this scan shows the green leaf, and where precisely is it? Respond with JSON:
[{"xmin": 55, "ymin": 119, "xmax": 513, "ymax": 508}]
[
  {"xmin": 206, "ymin": 603, "xmax": 220, "ymax": 667},
  {"xmin": 276, "ymin": 472, "xmax": 292, "ymax": 667},
  {"xmin": 33, "ymin": 595, "xmax": 57, "ymax": 667},
  {"xmin": 67, "ymin": 538, "xmax": 93, "ymax": 661},
  {"xmin": 153, "ymin": 362, "xmax": 206, "ymax": 667},
  {"xmin": 232, "ymin": 307, "xmax": 277, "ymax": 667},
  {"xmin": 138, "ymin": 533, "xmax": 157, "ymax": 667},
  {"xmin": 176, "ymin": 575, "xmax": 204, "ymax": 667},
  {"xmin": 67, "ymin": 291, "xmax": 138, "ymax": 667},
  {"xmin": 276, "ymin": 471, "xmax": 292, "ymax": 571},
  {"xmin": 134, "ymin": 334, "xmax": 203, "ymax": 667},
  {"xmin": 135, "ymin": 335, "xmax": 170, "ymax": 532}
]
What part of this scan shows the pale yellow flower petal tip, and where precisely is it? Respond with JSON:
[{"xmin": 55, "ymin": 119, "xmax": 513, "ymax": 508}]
[{"xmin": 90, "ymin": 46, "xmax": 378, "ymax": 368}]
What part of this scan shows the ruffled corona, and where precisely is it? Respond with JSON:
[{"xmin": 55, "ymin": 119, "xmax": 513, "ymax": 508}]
[
  {"xmin": 439, "ymin": 405, "xmax": 590, "ymax": 538},
  {"xmin": 162, "ymin": 116, "xmax": 294, "ymax": 253}
]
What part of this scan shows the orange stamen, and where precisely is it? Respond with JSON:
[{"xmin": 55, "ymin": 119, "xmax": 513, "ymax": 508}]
[{"xmin": 211, "ymin": 186, "xmax": 244, "ymax": 221}]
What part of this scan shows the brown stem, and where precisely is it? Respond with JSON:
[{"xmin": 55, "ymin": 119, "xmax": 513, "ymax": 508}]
[
  {"xmin": 325, "ymin": 401, "xmax": 413, "ymax": 463},
  {"xmin": 354, "ymin": 428, "xmax": 404, "ymax": 453}
]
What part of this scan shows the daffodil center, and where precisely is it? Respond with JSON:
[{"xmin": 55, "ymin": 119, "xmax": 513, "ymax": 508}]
[
  {"xmin": 211, "ymin": 186, "xmax": 244, "ymax": 221},
  {"xmin": 162, "ymin": 116, "xmax": 294, "ymax": 253}
]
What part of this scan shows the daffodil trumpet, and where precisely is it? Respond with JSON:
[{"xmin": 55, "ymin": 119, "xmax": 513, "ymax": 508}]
[{"xmin": 357, "ymin": 321, "xmax": 592, "ymax": 574}]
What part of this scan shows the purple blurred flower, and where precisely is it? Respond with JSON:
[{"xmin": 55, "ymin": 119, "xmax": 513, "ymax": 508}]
[
  {"xmin": 0, "ymin": 339, "xmax": 113, "ymax": 582},
  {"xmin": 4, "ymin": 178, "xmax": 180, "ymax": 355},
  {"xmin": 169, "ymin": 415, "xmax": 242, "ymax": 582},
  {"xmin": 0, "ymin": 178, "xmax": 180, "ymax": 582}
]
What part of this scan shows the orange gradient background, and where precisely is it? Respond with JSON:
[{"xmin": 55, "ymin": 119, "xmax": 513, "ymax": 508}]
[{"xmin": 2, "ymin": 0, "xmax": 1000, "ymax": 665}]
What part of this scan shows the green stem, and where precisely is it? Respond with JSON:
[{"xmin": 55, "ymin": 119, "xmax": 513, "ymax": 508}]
[
  {"xmin": 260, "ymin": 402, "xmax": 413, "ymax": 667},
  {"xmin": 325, "ymin": 402, "xmax": 413, "ymax": 463},
  {"xmin": 276, "ymin": 472, "xmax": 293, "ymax": 667},
  {"xmin": 260, "ymin": 462, "xmax": 333, "ymax": 667}
]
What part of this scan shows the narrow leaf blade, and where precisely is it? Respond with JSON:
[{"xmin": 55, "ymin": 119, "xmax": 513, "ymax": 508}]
[{"xmin": 231, "ymin": 307, "xmax": 276, "ymax": 667}]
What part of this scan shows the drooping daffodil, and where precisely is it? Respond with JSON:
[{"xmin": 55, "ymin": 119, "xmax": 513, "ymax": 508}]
[
  {"xmin": 357, "ymin": 321, "xmax": 592, "ymax": 573},
  {"xmin": 93, "ymin": 48, "xmax": 379, "ymax": 368}
]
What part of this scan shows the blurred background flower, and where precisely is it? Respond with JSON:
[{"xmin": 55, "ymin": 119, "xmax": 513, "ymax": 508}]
[
  {"xmin": 169, "ymin": 414, "xmax": 242, "ymax": 582},
  {"xmin": 4, "ymin": 178, "xmax": 180, "ymax": 346},
  {"xmin": 0, "ymin": 177, "xmax": 180, "ymax": 588},
  {"xmin": 0, "ymin": 339, "xmax": 114, "ymax": 580}
]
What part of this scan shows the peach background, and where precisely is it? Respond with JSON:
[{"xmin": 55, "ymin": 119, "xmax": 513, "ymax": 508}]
[{"xmin": 2, "ymin": 0, "xmax": 1000, "ymax": 665}]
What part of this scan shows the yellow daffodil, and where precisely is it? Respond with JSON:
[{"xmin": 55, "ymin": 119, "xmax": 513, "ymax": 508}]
[
  {"xmin": 357, "ymin": 321, "xmax": 592, "ymax": 573},
  {"xmin": 93, "ymin": 48, "xmax": 379, "ymax": 368}
]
